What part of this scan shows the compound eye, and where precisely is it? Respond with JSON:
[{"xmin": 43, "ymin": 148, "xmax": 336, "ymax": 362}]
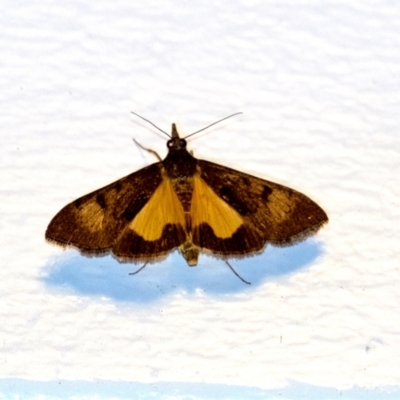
[
  {"xmin": 167, "ymin": 140, "xmax": 173, "ymax": 148},
  {"xmin": 179, "ymin": 139, "xmax": 187, "ymax": 147}
]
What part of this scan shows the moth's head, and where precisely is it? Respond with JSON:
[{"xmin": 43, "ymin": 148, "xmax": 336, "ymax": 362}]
[{"xmin": 167, "ymin": 123, "xmax": 187, "ymax": 151}]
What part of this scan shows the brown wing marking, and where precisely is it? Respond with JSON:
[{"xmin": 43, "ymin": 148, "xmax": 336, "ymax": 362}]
[
  {"xmin": 45, "ymin": 163, "xmax": 166, "ymax": 256},
  {"xmin": 196, "ymin": 160, "xmax": 328, "ymax": 254}
]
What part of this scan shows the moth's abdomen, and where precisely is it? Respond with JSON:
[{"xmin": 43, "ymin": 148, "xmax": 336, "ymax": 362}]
[{"xmin": 172, "ymin": 177, "xmax": 194, "ymax": 213}]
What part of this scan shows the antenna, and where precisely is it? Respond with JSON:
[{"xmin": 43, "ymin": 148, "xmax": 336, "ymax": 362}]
[
  {"xmin": 131, "ymin": 111, "xmax": 243, "ymax": 139},
  {"xmin": 131, "ymin": 112, "xmax": 170, "ymax": 138},
  {"xmin": 183, "ymin": 112, "xmax": 243, "ymax": 139}
]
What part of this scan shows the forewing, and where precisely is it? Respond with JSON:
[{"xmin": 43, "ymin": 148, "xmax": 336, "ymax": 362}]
[
  {"xmin": 195, "ymin": 160, "xmax": 328, "ymax": 254},
  {"xmin": 46, "ymin": 163, "xmax": 186, "ymax": 261}
]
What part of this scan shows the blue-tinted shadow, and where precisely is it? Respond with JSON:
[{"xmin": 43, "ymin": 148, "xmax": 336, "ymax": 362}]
[
  {"xmin": 42, "ymin": 240, "xmax": 324, "ymax": 303},
  {"xmin": 1, "ymin": 378, "xmax": 399, "ymax": 400}
]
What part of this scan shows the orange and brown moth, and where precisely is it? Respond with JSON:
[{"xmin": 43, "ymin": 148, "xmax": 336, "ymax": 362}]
[{"xmin": 46, "ymin": 116, "xmax": 328, "ymax": 279}]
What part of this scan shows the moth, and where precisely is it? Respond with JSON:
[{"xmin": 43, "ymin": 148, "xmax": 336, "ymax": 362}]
[{"xmin": 46, "ymin": 115, "xmax": 328, "ymax": 279}]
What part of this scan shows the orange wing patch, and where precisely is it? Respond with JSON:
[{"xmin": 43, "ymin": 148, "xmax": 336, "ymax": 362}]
[
  {"xmin": 129, "ymin": 176, "xmax": 186, "ymax": 241},
  {"xmin": 191, "ymin": 174, "xmax": 243, "ymax": 238}
]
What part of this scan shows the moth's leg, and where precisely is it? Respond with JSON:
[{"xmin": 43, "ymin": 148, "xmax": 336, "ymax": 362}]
[
  {"xmin": 132, "ymin": 138, "xmax": 162, "ymax": 162},
  {"xmin": 225, "ymin": 260, "xmax": 251, "ymax": 285},
  {"xmin": 129, "ymin": 261, "xmax": 148, "ymax": 276}
]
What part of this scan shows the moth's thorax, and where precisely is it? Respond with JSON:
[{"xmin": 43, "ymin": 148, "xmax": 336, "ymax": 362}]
[
  {"xmin": 163, "ymin": 148, "xmax": 197, "ymax": 180},
  {"xmin": 160, "ymin": 149, "xmax": 196, "ymax": 215}
]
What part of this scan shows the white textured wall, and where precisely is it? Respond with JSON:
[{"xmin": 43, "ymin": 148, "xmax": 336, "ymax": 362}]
[{"xmin": 1, "ymin": 1, "xmax": 400, "ymax": 399}]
